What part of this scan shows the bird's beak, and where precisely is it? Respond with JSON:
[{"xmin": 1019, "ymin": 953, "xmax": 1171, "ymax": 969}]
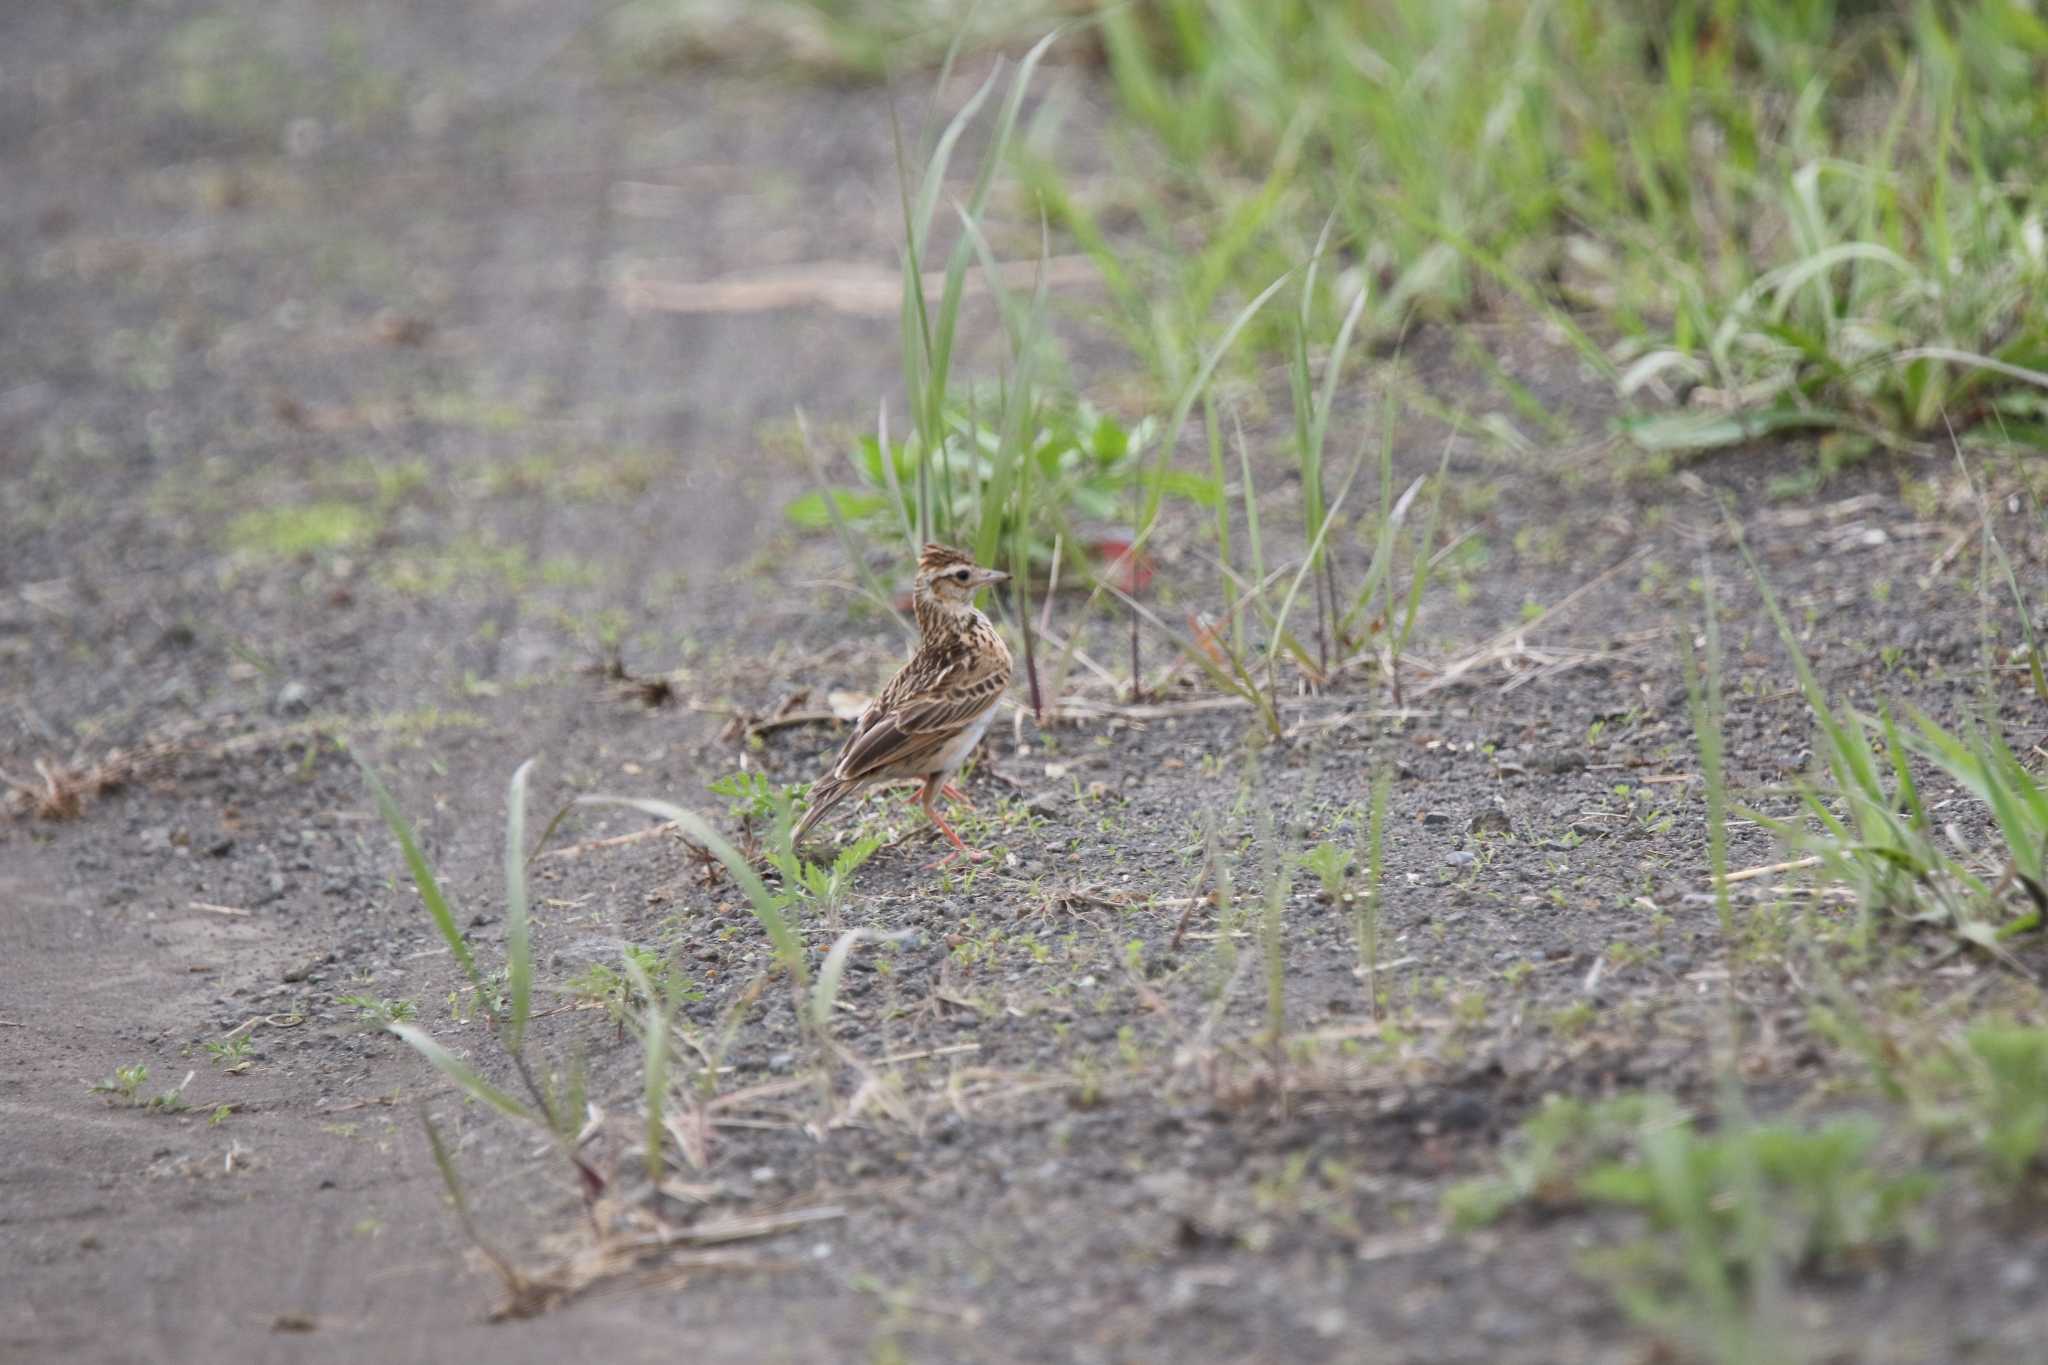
[{"xmin": 970, "ymin": 566, "xmax": 1010, "ymax": 588}]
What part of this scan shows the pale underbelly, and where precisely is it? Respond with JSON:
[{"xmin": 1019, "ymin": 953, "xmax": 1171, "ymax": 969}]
[{"xmin": 923, "ymin": 707, "xmax": 995, "ymax": 777}]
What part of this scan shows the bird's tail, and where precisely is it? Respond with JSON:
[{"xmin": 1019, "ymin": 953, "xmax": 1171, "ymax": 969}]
[{"xmin": 791, "ymin": 777, "xmax": 854, "ymax": 847}]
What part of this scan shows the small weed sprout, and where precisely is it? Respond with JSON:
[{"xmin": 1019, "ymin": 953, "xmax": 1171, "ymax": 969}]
[
  {"xmin": 204, "ymin": 1036, "xmax": 255, "ymax": 1068},
  {"xmin": 338, "ymin": 994, "xmax": 418, "ymax": 1025},
  {"xmin": 568, "ymin": 946, "xmax": 699, "ymax": 1029},
  {"xmin": 89, "ymin": 1063, "xmax": 151, "ymax": 1105},
  {"xmin": 708, "ymin": 769, "xmax": 790, "ymax": 836},
  {"xmin": 90, "ymin": 1063, "xmax": 194, "ymax": 1113},
  {"xmin": 1300, "ymin": 842, "xmax": 1350, "ymax": 903}
]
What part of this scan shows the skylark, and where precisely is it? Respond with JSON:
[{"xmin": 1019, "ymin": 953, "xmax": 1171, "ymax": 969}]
[{"xmin": 794, "ymin": 543, "xmax": 1013, "ymax": 864}]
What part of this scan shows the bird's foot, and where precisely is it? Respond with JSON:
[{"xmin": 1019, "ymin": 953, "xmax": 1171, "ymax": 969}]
[{"xmin": 925, "ymin": 845, "xmax": 991, "ymax": 871}]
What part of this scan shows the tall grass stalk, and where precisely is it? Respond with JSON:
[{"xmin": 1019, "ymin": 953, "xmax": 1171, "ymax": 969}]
[
  {"xmin": 1256, "ymin": 801, "xmax": 1288, "ymax": 1060},
  {"xmin": 894, "ymin": 28, "xmax": 1062, "ymax": 547},
  {"xmin": 359, "ymin": 755, "xmax": 564, "ymax": 1137},
  {"xmin": 1360, "ymin": 761, "xmax": 1390, "ymax": 1016},
  {"xmin": 1680, "ymin": 559, "xmax": 1732, "ymax": 943},
  {"xmin": 621, "ymin": 952, "xmax": 673, "ymax": 1189},
  {"xmin": 578, "ymin": 796, "xmax": 807, "ymax": 991},
  {"xmin": 1289, "ymin": 223, "xmax": 1370, "ymax": 671}
]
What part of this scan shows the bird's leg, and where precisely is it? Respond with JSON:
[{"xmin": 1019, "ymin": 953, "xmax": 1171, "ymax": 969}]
[
  {"xmin": 920, "ymin": 776, "xmax": 988, "ymax": 868},
  {"xmin": 939, "ymin": 781, "xmax": 975, "ymax": 810}
]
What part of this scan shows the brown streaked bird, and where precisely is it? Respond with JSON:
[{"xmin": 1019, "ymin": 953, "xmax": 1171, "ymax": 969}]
[{"xmin": 793, "ymin": 543, "xmax": 1013, "ymax": 865}]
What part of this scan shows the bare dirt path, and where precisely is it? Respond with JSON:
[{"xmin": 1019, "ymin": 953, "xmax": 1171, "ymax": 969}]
[{"xmin": 4, "ymin": 2, "xmax": 913, "ymax": 1358}]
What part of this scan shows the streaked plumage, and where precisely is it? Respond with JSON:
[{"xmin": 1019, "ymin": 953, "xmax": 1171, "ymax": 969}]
[{"xmin": 794, "ymin": 544, "xmax": 1012, "ymax": 863}]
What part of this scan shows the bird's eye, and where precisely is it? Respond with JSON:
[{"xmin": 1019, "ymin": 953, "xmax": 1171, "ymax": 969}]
[{"xmin": 954, "ymin": 568, "xmax": 971, "ymax": 581}]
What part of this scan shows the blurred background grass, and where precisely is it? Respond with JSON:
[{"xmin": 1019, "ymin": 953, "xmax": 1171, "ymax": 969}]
[{"xmin": 607, "ymin": 0, "xmax": 2046, "ymax": 458}]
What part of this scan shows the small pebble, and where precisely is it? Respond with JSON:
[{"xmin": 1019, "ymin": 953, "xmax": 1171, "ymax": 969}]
[{"xmin": 272, "ymin": 680, "xmax": 313, "ymax": 716}]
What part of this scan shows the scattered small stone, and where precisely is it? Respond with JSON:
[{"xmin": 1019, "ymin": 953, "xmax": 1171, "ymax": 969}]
[
  {"xmin": 1468, "ymin": 806, "xmax": 1513, "ymax": 837},
  {"xmin": 1420, "ymin": 811, "xmax": 1452, "ymax": 828},
  {"xmin": 272, "ymin": 680, "xmax": 313, "ymax": 716},
  {"xmin": 767, "ymin": 1051, "xmax": 794, "ymax": 1072},
  {"xmin": 281, "ymin": 952, "xmax": 329, "ymax": 983},
  {"xmin": 1444, "ymin": 850, "xmax": 1476, "ymax": 868}
]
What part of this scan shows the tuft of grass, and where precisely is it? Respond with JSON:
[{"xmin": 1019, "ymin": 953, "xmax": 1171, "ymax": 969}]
[
  {"xmin": 791, "ymin": 402, "xmax": 1171, "ymax": 582},
  {"xmin": 1444, "ymin": 1092, "xmax": 1675, "ymax": 1230},
  {"xmin": 203, "ymin": 1036, "xmax": 254, "ymax": 1069},
  {"xmin": 357, "ymin": 755, "xmax": 591, "ymax": 1175},
  {"xmin": 1937, "ymin": 1023, "xmax": 2048, "ymax": 1189},
  {"xmin": 1299, "ymin": 842, "xmax": 1349, "ymax": 903},
  {"xmin": 1580, "ymin": 1103, "xmax": 1931, "ymax": 1365},
  {"xmin": 338, "ymin": 994, "xmax": 419, "ymax": 1025},
  {"xmin": 90, "ymin": 1063, "xmax": 193, "ymax": 1113},
  {"xmin": 788, "ymin": 34, "xmax": 1069, "ymax": 711},
  {"xmin": 1053, "ymin": 0, "xmax": 2048, "ymax": 451},
  {"xmin": 227, "ymin": 501, "xmax": 376, "ymax": 557},
  {"xmin": 1730, "ymin": 519, "xmax": 2047, "ymax": 957},
  {"xmin": 1452, "ymin": 1088, "xmax": 1932, "ymax": 1364}
]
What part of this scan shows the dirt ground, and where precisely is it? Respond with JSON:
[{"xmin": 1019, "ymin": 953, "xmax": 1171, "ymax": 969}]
[{"xmin": 5, "ymin": 4, "xmax": 2046, "ymax": 1363}]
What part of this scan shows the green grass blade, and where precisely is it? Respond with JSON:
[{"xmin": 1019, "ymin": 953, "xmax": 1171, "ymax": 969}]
[
  {"xmin": 1680, "ymin": 567, "xmax": 1730, "ymax": 940},
  {"xmin": 1267, "ymin": 438, "xmax": 1369, "ymax": 699},
  {"xmin": 1362, "ymin": 760, "xmax": 1390, "ymax": 1012},
  {"xmin": 909, "ymin": 67, "xmax": 999, "ymax": 256},
  {"xmin": 1392, "ymin": 427, "xmax": 1456, "ymax": 656},
  {"xmin": 813, "ymin": 928, "xmax": 911, "ymax": 1038},
  {"xmin": 503, "ymin": 758, "xmax": 535, "ymax": 1054},
  {"xmin": 577, "ymin": 796, "xmax": 806, "ymax": 988},
  {"xmin": 620, "ymin": 953, "xmax": 671, "ymax": 1187},
  {"xmin": 1141, "ymin": 272, "xmax": 1296, "ymax": 537},
  {"xmin": 356, "ymin": 755, "xmax": 491, "ymax": 1009},
  {"xmin": 798, "ymin": 408, "xmax": 910, "ymax": 634},
  {"xmin": 1984, "ymin": 517, "xmax": 2048, "ymax": 703},
  {"xmin": 389, "ymin": 1023, "xmax": 536, "ymax": 1124}
]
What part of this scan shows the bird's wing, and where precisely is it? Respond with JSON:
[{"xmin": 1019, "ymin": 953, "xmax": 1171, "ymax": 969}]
[{"xmin": 832, "ymin": 651, "xmax": 1009, "ymax": 782}]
